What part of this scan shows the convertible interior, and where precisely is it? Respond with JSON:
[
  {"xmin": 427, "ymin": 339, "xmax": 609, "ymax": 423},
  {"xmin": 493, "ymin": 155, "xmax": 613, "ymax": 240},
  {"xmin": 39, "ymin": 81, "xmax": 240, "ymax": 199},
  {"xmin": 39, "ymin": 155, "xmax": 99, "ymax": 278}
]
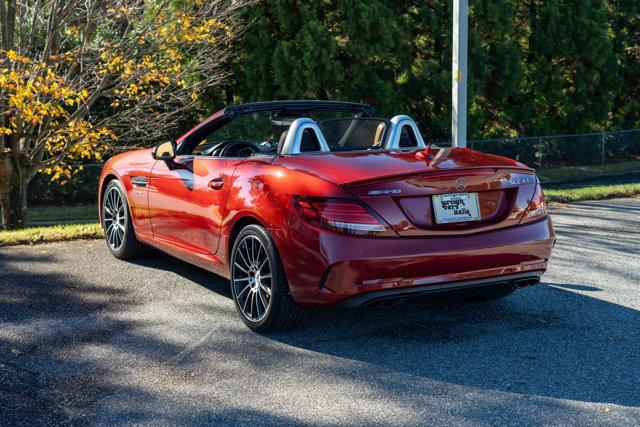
[{"xmin": 191, "ymin": 112, "xmax": 426, "ymax": 158}]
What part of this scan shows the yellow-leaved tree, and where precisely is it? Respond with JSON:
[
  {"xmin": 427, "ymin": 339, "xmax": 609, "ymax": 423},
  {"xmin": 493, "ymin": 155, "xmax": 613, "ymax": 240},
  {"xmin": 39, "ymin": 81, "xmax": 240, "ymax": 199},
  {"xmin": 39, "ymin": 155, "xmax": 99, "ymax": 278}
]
[{"xmin": 0, "ymin": 0, "xmax": 250, "ymax": 229}]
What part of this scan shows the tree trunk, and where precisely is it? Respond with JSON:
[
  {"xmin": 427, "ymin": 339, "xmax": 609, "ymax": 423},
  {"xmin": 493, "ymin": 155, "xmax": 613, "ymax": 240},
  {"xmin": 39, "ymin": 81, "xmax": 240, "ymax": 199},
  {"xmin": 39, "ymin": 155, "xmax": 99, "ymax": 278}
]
[{"xmin": 0, "ymin": 157, "xmax": 29, "ymax": 230}]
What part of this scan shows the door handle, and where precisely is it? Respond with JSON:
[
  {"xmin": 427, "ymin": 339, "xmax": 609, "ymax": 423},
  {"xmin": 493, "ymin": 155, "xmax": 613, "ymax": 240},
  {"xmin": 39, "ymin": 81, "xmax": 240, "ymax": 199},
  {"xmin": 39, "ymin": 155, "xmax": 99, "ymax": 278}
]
[{"xmin": 208, "ymin": 177, "xmax": 224, "ymax": 190}]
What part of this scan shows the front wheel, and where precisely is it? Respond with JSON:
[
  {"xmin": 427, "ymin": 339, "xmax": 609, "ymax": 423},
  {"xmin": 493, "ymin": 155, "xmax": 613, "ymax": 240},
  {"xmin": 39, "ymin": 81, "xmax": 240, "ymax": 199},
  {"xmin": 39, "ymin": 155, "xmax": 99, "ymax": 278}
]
[
  {"xmin": 102, "ymin": 179, "xmax": 148, "ymax": 259},
  {"xmin": 230, "ymin": 225, "xmax": 303, "ymax": 332}
]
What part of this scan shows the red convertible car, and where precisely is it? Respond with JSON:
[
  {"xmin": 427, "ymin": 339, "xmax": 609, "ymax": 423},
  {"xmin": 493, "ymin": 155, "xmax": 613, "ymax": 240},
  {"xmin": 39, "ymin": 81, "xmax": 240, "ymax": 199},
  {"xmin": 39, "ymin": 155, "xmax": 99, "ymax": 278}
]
[{"xmin": 99, "ymin": 100, "xmax": 555, "ymax": 331}]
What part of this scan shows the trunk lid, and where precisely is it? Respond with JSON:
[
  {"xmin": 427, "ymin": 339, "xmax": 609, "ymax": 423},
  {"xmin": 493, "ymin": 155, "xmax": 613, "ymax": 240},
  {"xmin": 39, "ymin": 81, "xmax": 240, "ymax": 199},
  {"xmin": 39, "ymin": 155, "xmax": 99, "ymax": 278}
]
[
  {"xmin": 275, "ymin": 148, "xmax": 537, "ymax": 236},
  {"xmin": 275, "ymin": 147, "xmax": 530, "ymax": 185}
]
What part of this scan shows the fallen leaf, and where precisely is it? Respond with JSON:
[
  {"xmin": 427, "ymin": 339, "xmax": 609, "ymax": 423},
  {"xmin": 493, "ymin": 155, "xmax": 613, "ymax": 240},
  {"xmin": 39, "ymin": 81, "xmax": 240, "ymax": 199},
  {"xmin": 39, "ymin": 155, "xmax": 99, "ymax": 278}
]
[
  {"xmin": 0, "ymin": 363, "xmax": 5, "ymax": 368},
  {"xmin": 10, "ymin": 348, "xmax": 22, "ymax": 355}
]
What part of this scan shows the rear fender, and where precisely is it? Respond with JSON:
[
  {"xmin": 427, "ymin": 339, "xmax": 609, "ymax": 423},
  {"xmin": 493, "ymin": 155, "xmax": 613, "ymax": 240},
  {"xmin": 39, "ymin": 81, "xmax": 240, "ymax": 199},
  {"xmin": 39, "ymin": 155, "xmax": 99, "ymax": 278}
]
[{"xmin": 220, "ymin": 160, "xmax": 354, "ymax": 270}]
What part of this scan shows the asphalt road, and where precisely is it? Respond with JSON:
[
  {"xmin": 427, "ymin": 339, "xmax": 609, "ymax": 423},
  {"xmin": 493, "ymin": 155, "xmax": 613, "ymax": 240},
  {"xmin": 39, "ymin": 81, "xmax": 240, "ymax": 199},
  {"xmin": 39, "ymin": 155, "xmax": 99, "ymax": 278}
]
[{"xmin": 1, "ymin": 199, "xmax": 639, "ymax": 425}]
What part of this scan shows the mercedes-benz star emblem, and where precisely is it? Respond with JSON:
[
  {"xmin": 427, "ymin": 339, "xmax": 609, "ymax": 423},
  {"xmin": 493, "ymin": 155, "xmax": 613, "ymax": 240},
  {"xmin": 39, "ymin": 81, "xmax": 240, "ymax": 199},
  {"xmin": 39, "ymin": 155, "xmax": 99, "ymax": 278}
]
[{"xmin": 455, "ymin": 177, "xmax": 467, "ymax": 192}]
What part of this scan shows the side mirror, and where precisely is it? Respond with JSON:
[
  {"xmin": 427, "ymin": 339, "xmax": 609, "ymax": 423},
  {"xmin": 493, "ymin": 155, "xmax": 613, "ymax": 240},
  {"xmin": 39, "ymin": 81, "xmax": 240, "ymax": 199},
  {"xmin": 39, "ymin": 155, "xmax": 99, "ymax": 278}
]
[{"xmin": 152, "ymin": 141, "xmax": 177, "ymax": 161}]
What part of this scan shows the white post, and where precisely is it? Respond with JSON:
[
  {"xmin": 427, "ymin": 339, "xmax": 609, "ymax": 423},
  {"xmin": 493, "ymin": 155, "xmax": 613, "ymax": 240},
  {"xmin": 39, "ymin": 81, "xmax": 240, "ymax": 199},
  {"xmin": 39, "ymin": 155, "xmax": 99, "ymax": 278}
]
[{"xmin": 452, "ymin": 0, "xmax": 468, "ymax": 148}]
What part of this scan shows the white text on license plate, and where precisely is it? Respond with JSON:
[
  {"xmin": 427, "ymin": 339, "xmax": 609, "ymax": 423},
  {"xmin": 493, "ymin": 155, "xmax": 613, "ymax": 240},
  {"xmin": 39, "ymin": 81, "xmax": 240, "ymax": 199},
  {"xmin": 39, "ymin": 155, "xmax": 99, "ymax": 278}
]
[{"xmin": 432, "ymin": 192, "xmax": 481, "ymax": 224}]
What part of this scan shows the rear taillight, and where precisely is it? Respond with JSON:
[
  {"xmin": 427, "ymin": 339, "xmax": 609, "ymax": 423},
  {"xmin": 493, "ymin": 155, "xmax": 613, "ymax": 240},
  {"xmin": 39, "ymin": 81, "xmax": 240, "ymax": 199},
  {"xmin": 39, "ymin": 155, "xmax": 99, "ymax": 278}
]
[
  {"xmin": 294, "ymin": 197, "xmax": 396, "ymax": 236},
  {"xmin": 521, "ymin": 181, "xmax": 547, "ymax": 223}
]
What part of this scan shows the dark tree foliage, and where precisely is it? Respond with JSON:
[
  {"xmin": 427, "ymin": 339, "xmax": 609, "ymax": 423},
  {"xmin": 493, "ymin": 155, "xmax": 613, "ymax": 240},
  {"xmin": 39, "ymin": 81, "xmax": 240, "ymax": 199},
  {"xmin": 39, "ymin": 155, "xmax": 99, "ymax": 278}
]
[
  {"xmin": 519, "ymin": 0, "xmax": 620, "ymax": 135},
  {"xmin": 229, "ymin": 0, "xmax": 639, "ymax": 142},
  {"xmin": 609, "ymin": 0, "xmax": 640, "ymax": 130}
]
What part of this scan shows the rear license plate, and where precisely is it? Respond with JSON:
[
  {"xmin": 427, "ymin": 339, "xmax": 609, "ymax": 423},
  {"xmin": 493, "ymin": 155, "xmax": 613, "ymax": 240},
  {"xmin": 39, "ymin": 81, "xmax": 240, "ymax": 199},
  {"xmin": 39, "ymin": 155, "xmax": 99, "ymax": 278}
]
[{"xmin": 432, "ymin": 192, "xmax": 481, "ymax": 224}]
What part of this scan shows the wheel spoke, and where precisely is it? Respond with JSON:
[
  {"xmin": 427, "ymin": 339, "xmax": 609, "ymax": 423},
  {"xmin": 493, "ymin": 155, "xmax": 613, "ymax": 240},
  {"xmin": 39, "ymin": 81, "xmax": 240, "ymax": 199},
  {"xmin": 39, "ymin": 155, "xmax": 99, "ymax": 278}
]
[
  {"xmin": 254, "ymin": 291, "xmax": 262, "ymax": 318},
  {"xmin": 234, "ymin": 262, "xmax": 249, "ymax": 274},
  {"xmin": 242, "ymin": 291, "xmax": 251, "ymax": 314},
  {"xmin": 113, "ymin": 191, "xmax": 120, "ymax": 209},
  {"xmin": 249, "ymin": 290, "xmax": 256, "ymax": 319},
  {"xmin": 109, "ymin": 191, "xmax": 116, "ymax": 211},
  {"xmin": 258, "ymin": 257, "xmax": 268, "ymax": 272},
  {"xmin": 241, "ymin": 240, "xmax": 252, "ymax": 267},
  {"xmin": 258, "ymin": 288, "xmax": 268, "ymax": 309},
  {"xmin": 259, "ymin": 283, "xmax": 271, "ymax": 296},
  {"xmin": 115, "ymin": 228, "xmax": 122, "ymax": 248},
  {"xmin": 237, "ymin": 244, "xmax": 252, "ymax": 269},
  {"xmin": 236, "ymin": 283, "xmax": 251, "ymax": 299},
  {"xmin": 253, "ymin": 237, "xmax": 259, "ymax": 265},
  {"xmin": 255, "ymin": 244, "xmax": 264, "ymax": 265},
  {"xmin": 254, "ymin": 239, "xmax": 261, "ymax": 265},
  {"xmin": 109, "ymin": 226, "xmax": 117, "ymax": 247},
  {"xmin": 249, "ymin": 237, "xmax": 256, "ymax": 265}
]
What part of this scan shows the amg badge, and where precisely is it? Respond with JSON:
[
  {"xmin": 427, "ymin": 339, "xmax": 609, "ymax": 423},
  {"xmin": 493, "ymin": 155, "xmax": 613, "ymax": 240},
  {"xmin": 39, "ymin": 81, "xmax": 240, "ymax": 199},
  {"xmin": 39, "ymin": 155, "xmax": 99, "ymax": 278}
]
[{"xmin": 367, "ymin": 189, "xmax": 402, "ymax": 195}]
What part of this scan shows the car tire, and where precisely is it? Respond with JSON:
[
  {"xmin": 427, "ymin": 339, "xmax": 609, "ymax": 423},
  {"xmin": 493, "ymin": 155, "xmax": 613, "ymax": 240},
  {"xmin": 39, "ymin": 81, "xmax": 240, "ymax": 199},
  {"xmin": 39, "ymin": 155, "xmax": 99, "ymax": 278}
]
[
  {"xmin": 102, "ymin": 179, "xmax": 149, "ymax": 260},
  {"xmin": 230, "ymin": 224, "xmax": 304, "ymax": 332}
]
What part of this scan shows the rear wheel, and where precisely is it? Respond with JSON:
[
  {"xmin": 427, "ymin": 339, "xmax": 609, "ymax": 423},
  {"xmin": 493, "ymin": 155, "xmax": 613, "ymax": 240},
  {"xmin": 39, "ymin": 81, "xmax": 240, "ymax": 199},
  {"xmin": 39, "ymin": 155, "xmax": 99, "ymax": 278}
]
[
  {"xmin": 102, "ymin": 180, "xmax": 148, "ymax": 259},
  {"xmin": 230, "ymin": 225, "xmax": 303, "ymax": 332}
]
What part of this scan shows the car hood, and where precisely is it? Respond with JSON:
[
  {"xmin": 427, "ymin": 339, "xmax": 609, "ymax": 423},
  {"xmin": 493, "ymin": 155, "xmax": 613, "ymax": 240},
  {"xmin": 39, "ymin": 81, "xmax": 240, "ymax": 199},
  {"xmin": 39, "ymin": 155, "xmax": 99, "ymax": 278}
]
[{"xmin": 273, "ymin": 148, "xmax": 532, "ymax": 185}]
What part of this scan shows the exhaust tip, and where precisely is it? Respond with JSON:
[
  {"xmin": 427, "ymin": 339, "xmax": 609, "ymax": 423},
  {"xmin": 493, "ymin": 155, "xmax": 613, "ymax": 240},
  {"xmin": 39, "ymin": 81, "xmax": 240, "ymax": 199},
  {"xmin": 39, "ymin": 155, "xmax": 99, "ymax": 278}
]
[{"xmin": 513, "ymin": 278, "xmax": 540, "ymax": 288}]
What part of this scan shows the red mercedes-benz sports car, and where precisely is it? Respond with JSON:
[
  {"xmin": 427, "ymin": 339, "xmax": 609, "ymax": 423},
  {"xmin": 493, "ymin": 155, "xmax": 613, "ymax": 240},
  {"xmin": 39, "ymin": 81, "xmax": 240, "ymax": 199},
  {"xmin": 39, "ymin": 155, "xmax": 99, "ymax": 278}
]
[{"xmin": 99, "ymin": 100, "xmax": 555, "ymax": 331}]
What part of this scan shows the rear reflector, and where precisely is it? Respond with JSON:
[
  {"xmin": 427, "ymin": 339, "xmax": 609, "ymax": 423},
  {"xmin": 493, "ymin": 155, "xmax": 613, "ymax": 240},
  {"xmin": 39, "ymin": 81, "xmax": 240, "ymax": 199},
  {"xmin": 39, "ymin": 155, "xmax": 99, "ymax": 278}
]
[{"xmin": 294, "ymin": 197, "xmax": 395, "ymax": 236}]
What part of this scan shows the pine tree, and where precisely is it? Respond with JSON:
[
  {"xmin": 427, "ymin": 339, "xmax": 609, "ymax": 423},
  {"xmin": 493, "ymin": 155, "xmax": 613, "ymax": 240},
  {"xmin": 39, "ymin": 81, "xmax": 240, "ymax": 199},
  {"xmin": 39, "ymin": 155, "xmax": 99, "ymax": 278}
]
[
  {"xmin": 468, "ymin": 0, "xmax": 524, "ymax": 138},
  {"xmin": 234, "ymin": 1, "xmax": 342, "ymax": 101},
  {"xmin": 231, "ymin": 0, "xmax": 630, "ymax": 143},
  {"xmin": 520, "ymin": 0, "xmax": 620, "ymax": 135},
  {"xmin": 608, "ymin": 0, "xmax": 640, "ymax": 129}
]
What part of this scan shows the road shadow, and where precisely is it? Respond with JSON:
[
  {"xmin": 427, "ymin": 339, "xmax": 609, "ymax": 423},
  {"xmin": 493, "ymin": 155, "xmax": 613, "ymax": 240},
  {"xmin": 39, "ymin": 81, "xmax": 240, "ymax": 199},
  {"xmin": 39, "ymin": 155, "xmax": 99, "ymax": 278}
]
[
  {"xmin": 99, "ymin": 247, "xmax": 640, "ymax": 408},
  {"xmin": 0, "ymin": 249, "xmax": 188, "ymax": 424},
  {"xmin": 136, "ymin": 242, "xmax": 640, "ymax": 409},
  {"xmin": 262, "ymin": 282, "xmax": 640, "ymax": 408},
  {"xmin": 124, "ymin": 250, "xmax": 232, "ymax": 299},
  {"xmin": 1, "ymin": 246, "xmax": 300, "ymax": 424},
  {"xmin": 2, "ymin": 237, "xmax": 639, "ymax": 423}
]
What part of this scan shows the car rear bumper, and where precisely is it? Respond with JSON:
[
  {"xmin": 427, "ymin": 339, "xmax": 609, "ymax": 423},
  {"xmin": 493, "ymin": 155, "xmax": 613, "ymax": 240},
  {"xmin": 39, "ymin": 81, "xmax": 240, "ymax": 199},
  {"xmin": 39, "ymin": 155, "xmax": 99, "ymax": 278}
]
[
  {"xmin": 336, "ymin": 271, "xmax": 542, "ymax": 307},
  {"xmin": 277, "ymin": 215, "xmax": 555, "ymax": 306}
]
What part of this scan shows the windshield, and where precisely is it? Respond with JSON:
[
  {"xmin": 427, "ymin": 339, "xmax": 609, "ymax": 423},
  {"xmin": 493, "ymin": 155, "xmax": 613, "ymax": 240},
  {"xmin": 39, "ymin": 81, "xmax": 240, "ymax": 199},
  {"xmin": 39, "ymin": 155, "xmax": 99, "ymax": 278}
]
[
  {"xmin": 193, "ymin": 110, "xmax": 365, "ymax": 154},
  {"xmin": 318, "ymin": 118, "xmax": 388, "ymax": 151}
]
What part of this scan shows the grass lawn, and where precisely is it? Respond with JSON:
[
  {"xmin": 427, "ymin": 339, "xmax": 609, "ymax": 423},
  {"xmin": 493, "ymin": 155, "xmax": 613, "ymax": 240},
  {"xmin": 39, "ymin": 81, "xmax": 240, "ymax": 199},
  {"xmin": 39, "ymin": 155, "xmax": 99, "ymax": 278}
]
[
  {"xmin": 29, "ymin": 203, "xmax": 98, "ymax": 223},
  {"xmin": 544, "ymin": 182, "xmax": 640, "ymax": 203},
  {"xmin": 0, "ymin": 223, "xmax": 103, "ymax": 246},
  {"xmin": 536, "ymin": 160, "xmax": 640, "ymax": 183}
]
